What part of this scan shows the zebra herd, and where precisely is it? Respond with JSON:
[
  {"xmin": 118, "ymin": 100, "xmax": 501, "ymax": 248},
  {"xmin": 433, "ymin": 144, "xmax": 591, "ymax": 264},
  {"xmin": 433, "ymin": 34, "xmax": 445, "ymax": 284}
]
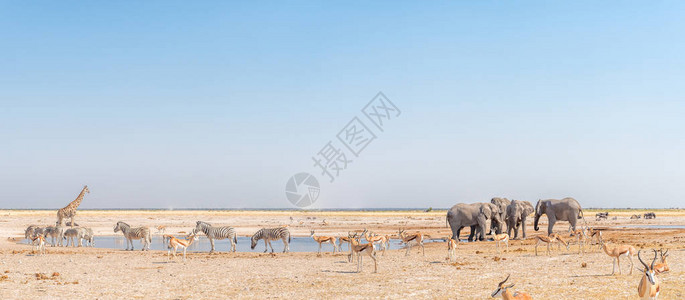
[
  {"xmin": 25, "ymin": 221, "xmax": 293, "ymax": 253},
  {"xmin": 162, "ymin": 221, "xmax": 292, "ymax": 253},
  {"xmin": 24, "ymin": 224, "xmax": 95, "ymax": 248}
]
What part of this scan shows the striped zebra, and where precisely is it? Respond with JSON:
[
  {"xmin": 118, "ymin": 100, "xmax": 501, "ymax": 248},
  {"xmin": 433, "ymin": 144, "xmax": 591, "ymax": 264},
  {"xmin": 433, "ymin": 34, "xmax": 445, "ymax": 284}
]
[
  {"xmin": 24, "ymin": 225, "xmax": 40, "ymax": 241},
  {"xmin": 251, "ymin": 227, "xmax": 291, "ymax": 253},
  {"xmin": 190, "ymin": 221, "xmax": 237, "ymax": 253},
  {"xmin": 63, "ymin": 227, "xmax": 94, "ymax": 247},
  {"xmin": 114, "ymin": 221, "xmax": 151, "ymax": 251},
  {"xmin": 79, "ymin": 227, "xmax": 95, "ymax": 247},
  {"xmin": 63, "ymin": 228, "xmax": 80, "ymax": 247},
  {"xmin": 43, "ymin": 225, "xmax": 65, "ymax": 247}
]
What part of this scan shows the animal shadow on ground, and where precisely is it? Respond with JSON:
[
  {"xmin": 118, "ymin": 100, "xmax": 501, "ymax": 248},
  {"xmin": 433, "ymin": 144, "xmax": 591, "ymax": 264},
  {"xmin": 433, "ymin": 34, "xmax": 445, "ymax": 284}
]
[
  {"xmin": 570, "ymin": 274, "xmax": 615, "ymax": 278},
  {"xmin": 321, "ymin": 269, "xmax": 366, "ymax": 274}
]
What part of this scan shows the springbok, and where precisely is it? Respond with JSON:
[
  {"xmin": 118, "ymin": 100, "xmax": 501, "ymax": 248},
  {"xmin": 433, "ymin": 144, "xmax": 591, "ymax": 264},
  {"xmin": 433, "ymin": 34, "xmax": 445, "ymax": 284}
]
[
  {"xmin": 599, "ymin": 232, "xmax": 635, "ymax": 275},
  {"xmin": 637, "ymin": 250, "xmax": 661, "ymax": 299},
  {"xmin": 347, "ymin": 234, "xmax": 377, "ymax": 273},
  {"xmin": 398, "ymin": 229, "xmax": 425, "ymax": 256},
  {"xmin": 654, "ymin": 249, "xmax": 669, "ymax": 274},
  {"xmin": 570, "ymin": 228, "xmax": 588, "ymax": 254},
  {"xmin": 362, "ymin": 229, "xmax": 389, "ymax": 255},
  {"xmin": 338, "ymin": 232, "xmax": 354, "ymax": 251},
  {"xmin": 32, "ymin": 235, "xmax": 46, "ymax": 256},
  {"xmin": 549, "ymin": 233, "xmax": 570, "ymax": 253},
  {"xmin": 491, "ymin": 274, "xmax": 532, "ymax": 300},
  {"xmin": 447, "ymin": 237, "xmax": 458, "ymax": 262},
  {"xmin": 310, "ymin": 229, "xmax": 338, "ymax": 254},
  {"xmin": 533, "ymin": 234, "xmax": 563, "ymax": 256},
  {"xmin": 164, "ymin": 234, "xmax": 199, "ymax": 262},
  {"xmin": 585, "ymin": 227, "xmax": 603, "ymax": 250},
  {"xmin": 492, "ymin": 233, "xmax": 509, "ymax": 254}
]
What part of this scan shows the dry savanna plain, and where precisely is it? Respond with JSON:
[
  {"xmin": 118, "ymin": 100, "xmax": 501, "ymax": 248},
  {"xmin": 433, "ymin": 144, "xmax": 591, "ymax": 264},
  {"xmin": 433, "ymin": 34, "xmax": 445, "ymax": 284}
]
[{"xmin": 0, "ymin": 209, "xmax": 683, "ymax": 299}]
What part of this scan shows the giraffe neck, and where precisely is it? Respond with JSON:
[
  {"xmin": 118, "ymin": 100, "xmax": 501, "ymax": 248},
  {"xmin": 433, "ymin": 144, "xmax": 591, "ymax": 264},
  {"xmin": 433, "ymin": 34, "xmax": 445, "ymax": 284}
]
[{"xmin": 68, "ymin": 187, "xmax": 87, "ymax": 209}]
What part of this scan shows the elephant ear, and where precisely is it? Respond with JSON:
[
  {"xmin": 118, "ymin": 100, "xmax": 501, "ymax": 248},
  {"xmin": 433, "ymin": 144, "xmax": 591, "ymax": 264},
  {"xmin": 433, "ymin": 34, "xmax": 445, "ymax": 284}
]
[
  {"xmin": 535, "ymin": 200, "xmax": 543, "ymax": 215},
  {"xmin": 480, "ymin": 204, "xmax": 492, "ymax": 219},
  {"xmin": 523, "ymin": 205, "xmax": 535, "ymax": 216}
]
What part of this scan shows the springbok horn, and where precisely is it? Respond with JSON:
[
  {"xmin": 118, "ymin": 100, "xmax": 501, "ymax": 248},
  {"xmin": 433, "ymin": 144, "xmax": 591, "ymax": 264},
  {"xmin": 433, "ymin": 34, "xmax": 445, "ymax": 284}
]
[
  {"xmin": 651, "ymin": 249, "xmax": 658, "ymax": 270},
  {"xmin": 638, "ymin": 250, "xmax": 649, "ymax": 270},
  {"xmin": 498, "ymin": 274, "xmax": 511, "ymax": 286},
  {"xmin": 663, "ymin": 249, "xmax": 669, "ymax": 257}
]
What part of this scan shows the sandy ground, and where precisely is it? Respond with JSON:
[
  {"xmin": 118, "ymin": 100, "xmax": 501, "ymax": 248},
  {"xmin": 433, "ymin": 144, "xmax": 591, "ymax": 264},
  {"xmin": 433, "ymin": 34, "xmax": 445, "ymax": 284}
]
[{"xmin": 0, "ymin": 209, "xmax": 683, "ymax": 299}]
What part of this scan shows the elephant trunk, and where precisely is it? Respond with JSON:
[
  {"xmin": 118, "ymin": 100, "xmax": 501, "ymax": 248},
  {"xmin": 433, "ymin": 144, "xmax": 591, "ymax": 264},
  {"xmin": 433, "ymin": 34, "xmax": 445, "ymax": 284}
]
[
  {"xmin": 533, "ymin": 200, "xmax": 543, "ymax": 231},
  {"xmin": 493, "ymin": 218, "xmax": 502, "ymax": 234}
]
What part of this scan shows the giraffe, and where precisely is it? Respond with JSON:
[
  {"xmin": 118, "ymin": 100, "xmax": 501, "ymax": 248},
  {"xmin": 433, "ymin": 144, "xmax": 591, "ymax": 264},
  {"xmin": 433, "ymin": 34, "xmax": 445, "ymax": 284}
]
[{"xmin": 57, "ymin": 185, "xmax": 90, "ymax": 227}]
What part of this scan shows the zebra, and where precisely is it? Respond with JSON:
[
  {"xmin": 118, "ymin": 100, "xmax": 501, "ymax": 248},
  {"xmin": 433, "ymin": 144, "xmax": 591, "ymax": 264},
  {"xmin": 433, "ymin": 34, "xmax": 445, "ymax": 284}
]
[
  {"xmin": 190, "ymin": 221, "xmax": 237, "ymax": 253},
  {"xmin": 114, "ymin": 221, "xmax": 151, "ymax": 251},
  {"xmin": 33, "ymin": 227, "xmax": 46, "ymax": 241},
  {"xmin": 24, "ymin": 225, "xmax": 40, "ymax": 241},
  {"xmin": 43, "ymin": 224, "xmax": 66, "ymax": 247},
  {"xmin": 64, "ymin": 227, "xmax": 94, "ymax": 247},
  {"xmin": 250, "ymin": 227, "xmax": 291, "ymax": 253},
  {"xmin": 79, "ymin": 227, "xmax": 95, "ymax": 247},
  {"xmin": 63, "ymin": 228, "xmax": 81, "ymax": 247}
]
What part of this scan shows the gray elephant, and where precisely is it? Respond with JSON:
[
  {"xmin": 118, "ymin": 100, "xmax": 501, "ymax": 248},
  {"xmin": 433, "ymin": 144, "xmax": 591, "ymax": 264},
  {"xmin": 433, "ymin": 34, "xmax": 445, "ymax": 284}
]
[
  {"xmin": 490, "ymin": 197, "xmax": 510, "ymax": 234},
  {"xmin": 506, "ymin": 200, "xmax": 534, "ymax": 239},
  {"xmin": 446, "ymin": 202, "xmax": 502, "ymax": 242},
  {"xmin": 533, "ymin": 197, "xmax": 583, "ymax": 235}
]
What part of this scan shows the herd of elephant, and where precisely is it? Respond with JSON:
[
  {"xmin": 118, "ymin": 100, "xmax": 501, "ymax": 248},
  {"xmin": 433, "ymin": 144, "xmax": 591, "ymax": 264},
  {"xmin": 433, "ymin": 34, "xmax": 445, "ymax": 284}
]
[{"xmin": 446, "ymin": 197, "xmax": 584, "ymax": 242}]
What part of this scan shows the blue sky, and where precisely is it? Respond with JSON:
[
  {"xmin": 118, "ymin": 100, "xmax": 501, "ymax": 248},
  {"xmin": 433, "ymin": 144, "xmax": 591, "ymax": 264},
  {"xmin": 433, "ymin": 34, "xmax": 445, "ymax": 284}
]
[{"xmin": 1, "ymin": 2, "xmax": 683, "ymax": 209}]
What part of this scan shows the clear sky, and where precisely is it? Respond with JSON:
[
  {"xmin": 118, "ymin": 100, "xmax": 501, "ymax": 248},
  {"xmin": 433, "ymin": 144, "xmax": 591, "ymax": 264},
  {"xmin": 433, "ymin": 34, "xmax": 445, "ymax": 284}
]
[{"xmin": 1, "ymin": 2, "xmax": 683, "ymax": 209}]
